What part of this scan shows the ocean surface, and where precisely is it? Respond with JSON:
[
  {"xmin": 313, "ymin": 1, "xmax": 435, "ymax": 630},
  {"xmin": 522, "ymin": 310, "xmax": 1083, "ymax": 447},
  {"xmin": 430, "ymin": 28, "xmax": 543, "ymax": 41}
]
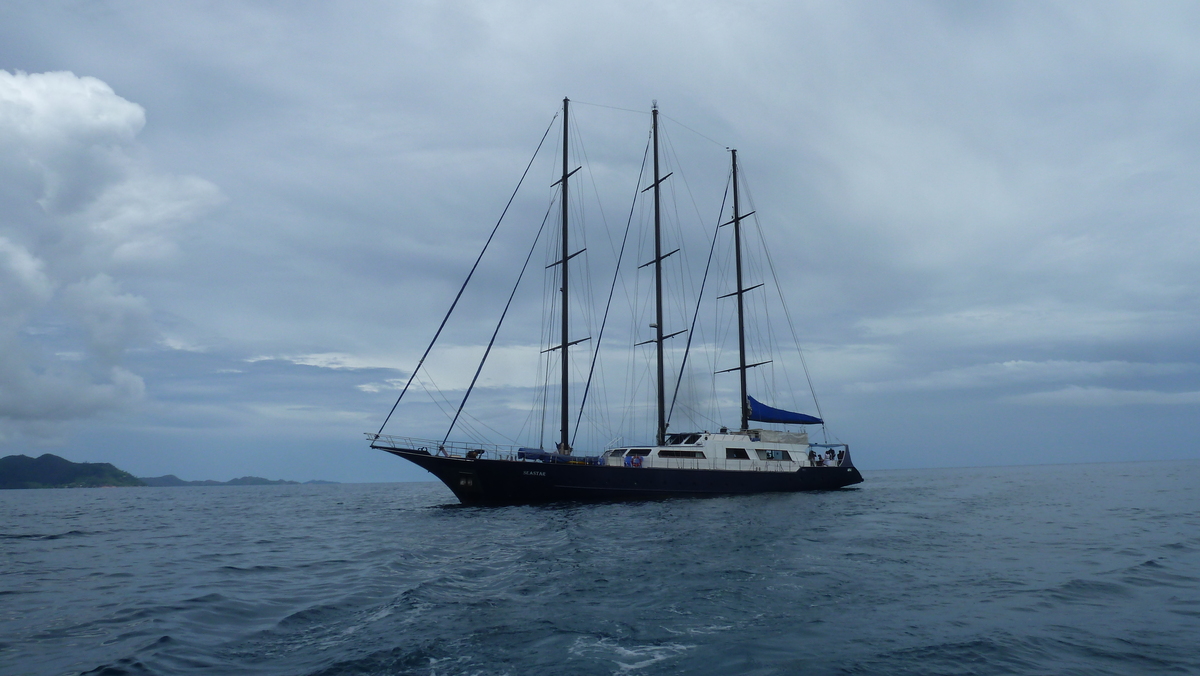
[{"xmin": 2, "ymin": 461, "xmax": 1198, "ymax": 676}]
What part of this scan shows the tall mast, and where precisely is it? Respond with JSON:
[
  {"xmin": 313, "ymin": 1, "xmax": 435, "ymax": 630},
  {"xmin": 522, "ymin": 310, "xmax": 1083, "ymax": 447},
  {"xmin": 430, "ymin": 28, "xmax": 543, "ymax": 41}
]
[
  {"xmin": 652, "ymin": 104, "xmax": 667, "ymax": 447},
  {"xmin": 559, "ymin": 97, "xmax": 571, "ymax": 453},
  {"xmin": 732, "ymin": 149, "xmax": 749, "ymax": 431}
]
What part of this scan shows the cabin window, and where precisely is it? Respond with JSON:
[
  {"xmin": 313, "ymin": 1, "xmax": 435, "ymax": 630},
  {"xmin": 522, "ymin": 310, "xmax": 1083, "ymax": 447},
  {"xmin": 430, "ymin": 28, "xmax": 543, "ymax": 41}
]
[
  {"xmin": 684, "ymin": 434, "xmax": 701, "ymax": 444},
  {"xmin": 627, "ymin": 448, "xmax": 651, "ymax": 457},
  {"xmin": 725, "ymin": 448, "xmax": 750, "ymax": 460},
  {"xmin": 658, "ymin": 450, "xmax": 706, "ymax": 459},
  {"xmin": 757, "ymin": 449, "xmax": 792, "ymax": 461},
  {"xmin": 606, "ymin": 449, "xmax": 627, "ymax": 457}
]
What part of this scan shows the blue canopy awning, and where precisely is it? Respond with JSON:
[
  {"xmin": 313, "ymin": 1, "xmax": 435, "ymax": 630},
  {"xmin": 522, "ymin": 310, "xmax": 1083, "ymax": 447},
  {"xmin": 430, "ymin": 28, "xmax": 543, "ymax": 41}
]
[{"xmin": 747, "ymin": 395, "xmax": 823, "ymax": 425}]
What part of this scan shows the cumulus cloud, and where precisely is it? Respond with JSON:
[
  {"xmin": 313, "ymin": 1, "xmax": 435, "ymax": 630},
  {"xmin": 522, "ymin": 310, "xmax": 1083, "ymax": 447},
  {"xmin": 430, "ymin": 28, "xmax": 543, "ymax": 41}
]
[
  {"xmin": 252, "ymin": 345, "xmax": 544, "ymax": 390},
  {"xmin": 0, "ymin": 70, "xmax": 220, "ymax": 437},
  {"xmin": 0, "ymin": 236, "xmax": 53, "ymax": 323},
  {"xmin": 0, "ymin": 346, "xmax": 145, "ymax": 423},
  {"xmin": 0, "ymin": 71, "xmax": 145, "ymax": 215},
  {"xmin": 61, "ymin": 273, "xmax": 152, "ymax": 363}
]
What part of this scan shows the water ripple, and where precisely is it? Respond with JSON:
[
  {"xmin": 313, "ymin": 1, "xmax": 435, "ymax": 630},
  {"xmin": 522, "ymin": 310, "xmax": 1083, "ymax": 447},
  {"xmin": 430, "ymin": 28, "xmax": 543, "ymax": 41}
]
[{"xmin": 1, "ymin": 463, "xmax": 1198, "ymax": 675}]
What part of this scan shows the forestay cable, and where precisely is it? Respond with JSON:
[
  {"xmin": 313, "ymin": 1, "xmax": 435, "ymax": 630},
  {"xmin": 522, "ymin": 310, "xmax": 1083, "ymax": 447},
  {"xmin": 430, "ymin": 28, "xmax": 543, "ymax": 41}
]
[
  {"xmin": 376, "ymin": 113, "xmax": 557, "ymax": 435},
  {"xmin": 442, "ymin": 199, "xmax": 555, "ymax": 447}
]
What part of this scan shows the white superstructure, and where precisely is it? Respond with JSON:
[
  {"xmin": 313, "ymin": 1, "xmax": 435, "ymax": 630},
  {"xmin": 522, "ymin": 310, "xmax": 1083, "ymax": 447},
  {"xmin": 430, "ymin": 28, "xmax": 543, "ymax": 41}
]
[{"xmin": 603, "ymin": 429, "xmax": 846, "ymax": 471}]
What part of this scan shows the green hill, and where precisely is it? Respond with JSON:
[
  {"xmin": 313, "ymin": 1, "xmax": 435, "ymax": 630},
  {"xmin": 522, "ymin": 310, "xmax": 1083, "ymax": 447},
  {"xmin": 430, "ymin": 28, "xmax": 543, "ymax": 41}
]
[{"xmin": 0, "ymin": 454, "xmax": 145, "ymax": 489}]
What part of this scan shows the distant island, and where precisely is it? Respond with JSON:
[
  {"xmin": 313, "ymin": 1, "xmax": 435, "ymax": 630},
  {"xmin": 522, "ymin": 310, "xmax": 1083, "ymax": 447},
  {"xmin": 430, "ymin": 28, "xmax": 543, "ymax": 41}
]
[
  {"xmin": 0, "ymin": 453, "xmax": 143, "ymax": 489},
  {"xmin": 0, "ymin": 454, "xmax": 337, "ymax": 489},
  {"xmin": 140, "ymin": 475, "xmax": 337, "ymax": 487}
]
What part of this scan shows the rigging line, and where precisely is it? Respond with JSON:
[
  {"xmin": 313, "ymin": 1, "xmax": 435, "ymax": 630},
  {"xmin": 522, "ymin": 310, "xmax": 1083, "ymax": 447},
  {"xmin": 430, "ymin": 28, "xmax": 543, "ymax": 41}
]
[
  {"xmin": 413, "ymin": 373, "xmax": 454, "ymax": 420},
  {"xmin": 570, "ymin": 99, "xmax": 650, "ymax": 115},
  {"xmin": 412, "ymin": 371, "xmax": 487, "ymax": 444},
  {"xmin": 377, "ymin": 112, "xmax": 558, "ymax": 435},
  {"xmin": 738, "ymin": 176, "xmax": 794, "ymax": 398},
  {"xmin": 658, "ymin": 125, "xmax": 720, "ymax": 380},
  {"xmin": 574, "ymin": 116, "xmax": 613, "ymax": 433},
  {"xmin": 745, "ymin": 181, "xmax": 827, "ymax": 430},
  {"xmin": 442, "ymin": 195, "xmax": 554, "ymax": 447},
  {"xmin": 668, "ymin": 178, "xmax": 729, "ymax": 426},
  {"xmin": 572, "ymin": 130, "xmax": 652, "ymax": 448},
  {"xmin": 538, "ymin": 353, "xmax": 549, "ymax": 450},
  {"xmin": 660, "ymin": 113, "xmax": 727, "ymax": 148},
  {"xmin": 674, "ymin": 401, "xmax": 722, "ymax": 429},
  {"xmin": 415, "ymin": 367, "xmax": 490, "ymax": 442}
]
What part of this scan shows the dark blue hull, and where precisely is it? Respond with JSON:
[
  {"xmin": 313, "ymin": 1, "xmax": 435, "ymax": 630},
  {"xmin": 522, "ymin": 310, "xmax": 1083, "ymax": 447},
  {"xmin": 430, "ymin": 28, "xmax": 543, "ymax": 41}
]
[{"xmin": 381, "ymin": 447, "xmax": 864, "ymax": 505}]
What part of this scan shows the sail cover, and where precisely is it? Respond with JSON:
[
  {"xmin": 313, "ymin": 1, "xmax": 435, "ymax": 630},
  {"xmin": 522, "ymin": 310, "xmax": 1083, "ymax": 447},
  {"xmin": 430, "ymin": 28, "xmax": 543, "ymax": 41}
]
[{"xmin": 747, "ymin": 396, "xmax": 823, "ymax": 425}]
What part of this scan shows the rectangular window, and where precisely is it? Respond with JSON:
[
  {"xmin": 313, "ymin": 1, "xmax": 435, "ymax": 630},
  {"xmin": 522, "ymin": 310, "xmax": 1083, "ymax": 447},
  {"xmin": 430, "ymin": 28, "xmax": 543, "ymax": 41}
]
[
  {"xmin": 627, "ymin": 448, "xmax": 651, "ymax": 457},
  {"xmin": 606, "ymin": 449, "xmax": 627, "ymax": 457},
  {"xmin": 658, "ymin": 450, "xmax": 706, "ymax": 459},
  {"xmin": 756, "ymin": 449, "xmax": 793, "ymax": 461},
  {"xmin": 725, "ymin": 448, "xmax": 750, "ymax": 460}
]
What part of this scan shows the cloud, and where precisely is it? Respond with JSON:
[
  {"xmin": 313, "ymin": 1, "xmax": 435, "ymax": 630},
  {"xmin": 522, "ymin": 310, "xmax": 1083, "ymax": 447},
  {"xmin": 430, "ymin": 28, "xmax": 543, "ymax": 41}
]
[
  {"xmin": 856, "ymin": 304, "xmax": 1198, "ymax": 347},
  {"xmin": 0, "ymin": 70, "xmax": 219, "ymax": 436},
  {"xmin": 244, "ymin": 404, "xmax": 372, "ymax": 424},
  {"xmin": 2, "ymin": 4, "xmax": 1200, "ymax": 475},
  {"xmin": 251, "ymin": 345, "xmax": 546, "ymax": 390},
  {"xmin": 61, "ymin": 273, "xmax": 151, "ymax": 362},
  {"xmin": 159, "ymin": 336, "xmax": 207, "ymax": 353},
  {"xmin": 0, "ymin": 71, "xmax": 145, "ymax": 213},
  {"xmin": 357, "ymin": 379, "xmax": 405, "ymax": 394},
  {"xmin": 76, "ymin": 172, "xmax": 221, "ymax": 264},
  {"xmin": 1005, "ymin": 386, "xmax": 1200, "ymax": 407},
  {"xmin": 0, "ymin": 236, "xmax": 53, "ymax": 323},
  {"xmin": 247, "ymin": 352, "xmax": 407, "ymax": 371},
  {"xmin": 849, "ymin": 360, "xmax": 1199, "ymax": 394},
  {"xmin": 0, "ymin": 339, "xmax": 145, "ymax": 422}
]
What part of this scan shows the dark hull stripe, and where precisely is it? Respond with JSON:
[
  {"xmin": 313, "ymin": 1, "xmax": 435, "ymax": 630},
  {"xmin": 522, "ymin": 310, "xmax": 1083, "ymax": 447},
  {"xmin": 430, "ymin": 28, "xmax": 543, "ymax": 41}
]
[{"xmin": 381, "ymin": 447, "xmax": 864, "ymax": 505}]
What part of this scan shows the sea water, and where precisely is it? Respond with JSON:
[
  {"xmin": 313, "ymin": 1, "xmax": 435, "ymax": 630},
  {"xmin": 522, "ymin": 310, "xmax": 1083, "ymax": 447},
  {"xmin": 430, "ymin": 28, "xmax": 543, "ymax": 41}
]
[{"xmin": 1, "ymin": 460, "xmax": 1197, "ymax": 675}]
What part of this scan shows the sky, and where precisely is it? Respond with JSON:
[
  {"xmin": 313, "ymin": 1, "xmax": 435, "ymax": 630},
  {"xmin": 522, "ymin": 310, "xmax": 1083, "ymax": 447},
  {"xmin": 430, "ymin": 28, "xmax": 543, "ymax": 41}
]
[{"xmin": 1, "ymin": 1, "xmax": 1198, "ymax": 483}]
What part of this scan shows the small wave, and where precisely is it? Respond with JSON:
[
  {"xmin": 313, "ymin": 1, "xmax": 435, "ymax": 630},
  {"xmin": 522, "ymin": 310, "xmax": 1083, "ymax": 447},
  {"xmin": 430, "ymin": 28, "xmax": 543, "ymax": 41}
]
[
  {"xmin": 184, "ymin": 593, "xmax": 226, "ymax": 604},
  {"xmin": 842, "ymin": 633, "xmax": 1043, "ymax": 675},
  {"xmin": 1119, "ymin": 559, "xmax": 1198, "ymax": 589},
  {"xmin": 569, "ymin": 636, "xmax": 695, "ymax": 673},
  {"xmin": 277, "ymin": 602, "xmax": 352, "ymax": 629},
  {"xmin": 79, "ymin": 657, "xmax": 159, "ymax": 675},
  {"xmin": 0, "ymin": 529, "xmax": 88, "ymax": 540},
  {"xmin": 1042, "ymin": 578, "xmax": 1131, "ymax": 604},
  {"xmin": 219, "ymin": 564, "xmax": 286, "ymax": 573},
  {"xmin": 662, "ymin": 623, "xmax": 733, "ymax": 636},
  {"xmin": 300, "ymin": 643, "xmax": 446, "ymax": 676}
]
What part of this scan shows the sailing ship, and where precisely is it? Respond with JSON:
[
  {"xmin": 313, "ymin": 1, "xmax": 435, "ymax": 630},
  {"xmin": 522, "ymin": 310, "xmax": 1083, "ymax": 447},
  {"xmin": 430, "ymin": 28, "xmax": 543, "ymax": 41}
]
[{"xmin": 367, "ymin": 99, "xmax": 863, "ymax": 504}]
